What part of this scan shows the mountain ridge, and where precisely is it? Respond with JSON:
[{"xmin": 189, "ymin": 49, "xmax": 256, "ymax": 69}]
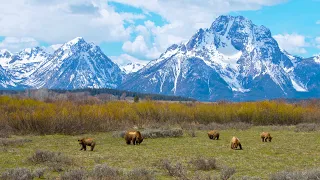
[
  {"xmin": 0, "ymin": 15, "xmax": 319, "ymax": 101},
  {"xmin": 120, "ymin": 15, "xmax": 319, "ymax": 101}
]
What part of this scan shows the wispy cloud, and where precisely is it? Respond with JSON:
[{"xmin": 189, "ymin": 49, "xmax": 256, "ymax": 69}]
[
  {"xmin": 110, "ymin": 0, "xmax": 287, "ymax": 59},
  {"xmin": 0, "ymin": 0, "xmax": 287, "ymax": 55},
  {"xmin": 273, "ymin": 33, "xmax": 309, "ymax": 54},
  {"xmin": 0, "ymin": 0, "xmax": 143, "ymax": 44},
  {"xmin": 0, "ymin": 37, "xmax": 39, "ymax": 53}
]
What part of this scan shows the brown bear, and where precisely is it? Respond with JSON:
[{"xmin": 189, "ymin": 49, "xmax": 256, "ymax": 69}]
[
  {"xmin": 207, "ymin": 130, "xmax": 219, "ymax": 140},
  {"xmin": 124, "ymin": 131, "xmax": 143, "ymax": 145},
  {"xmin": 260, "ymin": 132, "xmax": 272, "ymax": 142},
  {"xmin": 230, "ymin": 136, "xmax": 242, "ymax": 150},
  {"xmin": 78, "ymin": 138, "xmax": 95, "ymax": 151}
]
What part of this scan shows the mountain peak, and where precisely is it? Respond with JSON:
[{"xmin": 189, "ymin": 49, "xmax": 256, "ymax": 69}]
[
  {"xmin": 212, "ymin": 15, "xmax": 251, "ymax": 26},
  {"xmin": 60, "ymin": 37, "xmax": 91, "ymax": 52},
  {"xmin": 69, "ymin": 37, "xmax": 85, "ymax": 44},
  {"xmin": 314, "ymin": 54, "xmax": 320, "ymax": 63},
  {"xmin": 0, "ymin": 49, "xmax": 12, "ymax": 55},
  {"xmin": 63, "ymin": 37, "xmax": 86, "ymax": 46},
  {"xmin": 22, "ymin": 47, "xmax": 44, "ymax": 53}
]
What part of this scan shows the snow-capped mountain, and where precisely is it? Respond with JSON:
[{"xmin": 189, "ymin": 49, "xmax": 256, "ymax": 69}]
[
  {"xmin": 292, "ymin": 55, "xmax": 320, "ymax": 97},
  {"xmin": 1, "ymin": 47, "xmax": 51, "ymax": 84},
  {"xmin": 0, "ymin": 16, "xmax": 319, "ymax": 101},
  {"xmin": 111, "ymin": 54, "xmax": 148, "ymax": 74},
  {"xmin": 24, "ymin": 37, "xmax": 122, "ymax": 89},
  {"xmin": 120, "ymin": 62, "xmax": 147, "ymax": 74},
  {"xmin": 0, "ymin": 37, "xmax": 122, "ymax": 90},
  {"xmin": 121, "ymin": 15, "xmax": 317, "ymax": 101},
  {"xmin": 0, "ymin": 64, "xmax": 15, "ymax": 89}
]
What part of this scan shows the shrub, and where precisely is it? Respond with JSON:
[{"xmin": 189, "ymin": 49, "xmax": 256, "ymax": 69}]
[
  {"xmin": 186, "ymin": 129, "xmax": 196, "ymax": 137},
  {"xmin": 126, "ymin": 168, "xmax": 154, "ymax": 180},
  {"xmin": 295, "ymin": 123, "xmax": 320, "ymax": 132},
  {"xmin": 0, "ymin": 96, "xmax": 319, "ymax": 135},
  {"xmin": 270, "ymin": 169, "xmax": 320, "ymax": 180},
  {"xmin": 113, "ymin": 129, "xmax": 184, "ymax": 139},
  {"xmin": 190, "ymin": 173, "xmax": 217, "ymax": 180},
  {"xmin": 89, "ymin": 164, "xmax": 120, "ymax": 179},
  {"xmin": 0, "ymin": 124, "xmax": 13, "ymax": 138},
  {"xmin": 29, "ymin": 150, "xmax": 72, "ymax": 165},
  {"xmin": 134, "ymin": 96, "xmax": 139, "ymax": 103},
  {"xmin": 161, "ymin": 159, "xmax": 187, "ymax": 179},
  {"xmin": 28, "ymin": 150, "xmax": 73, "ymax": 172},
  {"xmin": 220, "ymin": 166, "xmax": 236, "ymax": 180},
  {"xmin": 190, "ymin": 157, "xmax": 217, "ymax": 171},
  {"xmin": 32, "ymin": 168, "xmax": 46, "ymax": 178},
  {"xmin": 241, "ymin": 176, "xmax": 261, "ymax": 180},
  {"xmin": 61, "ymin": 169, "xmax": 87, "ymax": 180},
  {"xmin": 0, "ymin": 138, "xmax": 32, "ymax": 147},
  {"xmin": 1, "ymin": 168, "xmax": 33, "ymax": 180},
  {"xmin": 196, "ymin": 122, "xmax": 252, "ymax": 131},
  {"xmin": 142, "ymin": 129, "xmax": 183, "ymax": 138},
  {"xmin": 112, "ymin": 131, "xmax": 126, "ymax": 138}
]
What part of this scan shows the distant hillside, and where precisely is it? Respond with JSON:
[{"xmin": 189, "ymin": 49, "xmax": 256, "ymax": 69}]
[{"xmin": 0, "ymin": 88, "xmax": 195, "ymax": 102}]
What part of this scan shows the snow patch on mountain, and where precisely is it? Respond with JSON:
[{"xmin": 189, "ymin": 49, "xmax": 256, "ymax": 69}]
[
  {"xmin": 290, "ymin": 78, "xmax": 308, "ymax": 92},
  {"xmin": 111, "ymin": 54, "xmax": 148, "ymax": 74},
  {"xmin": 121, "ymin": 62, "xmax": 146, "ymax": 74},
  {"xmin": 122, "ymin": 15, "xmax": 316, "ymax": 101},
  {"xmin": 0, "ymin": 47, "xmax": 50, "ymax": 84},
  {"xmin": 45, "ymin": 44, "xmax": 63, "ymax": 54},
  {"xmin": 314, "ymin": 55, "xmax": 320, "ymax": 63},
  {"xmin": 24, "ymin": 37, "xmax": 122, "ymax": 89}
]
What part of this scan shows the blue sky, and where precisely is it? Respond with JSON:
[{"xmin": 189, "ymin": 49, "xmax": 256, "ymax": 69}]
[{"xmin": 0, "ymin": 0, "xmax": 319, "ymax": 65}]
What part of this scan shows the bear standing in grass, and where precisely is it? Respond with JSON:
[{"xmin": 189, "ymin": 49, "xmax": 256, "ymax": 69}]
[
  {"xmin": 78, "ymin": 138, "xmax": 96, "ymax": 151},
  {"xmin": 124, "ymin": 131, "xmax": 143, "ymax": 145},
  {"xmin": 260, "ymin": 132, "xmax": 272, "ymax": 142},
  {"xmin": 207, "ymin": 130, "xmax": 220, "ymax": 140},
  {"xmin": 231, "ymin": 136, "xmax": 242, "ymax": 150}
]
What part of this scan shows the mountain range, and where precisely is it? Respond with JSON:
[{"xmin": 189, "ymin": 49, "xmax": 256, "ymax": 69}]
[{"xmin": 0, "ymin": 15, "xmax": 319, "ymax": 101}]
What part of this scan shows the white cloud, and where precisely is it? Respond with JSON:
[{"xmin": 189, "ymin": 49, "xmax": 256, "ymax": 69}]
[
  {"xmin": 0, "ymin": 0, "xmax": 287, "ymax": 58},
  {"xmin": 0, "ymin": 37, "xmax": 39, "ymax": 53},
  {"xmin": 44, "ymin": 44, "xmax": 63, "ymax": 54},
  {"xmin": 110, "ymin": 53, "xmax": 148, "ymax": 66},
  {"xmin": 0, "ymin": 0, "xmax": 144, "ymax": 44},
  {"xmin": 122, "ymin": 35, "xmax": 161, "ymax": 59},
  {"xmin": 110, "ymin": 0, "xmax": 286, "ymax": 59},
  {"xmin": 273, "ymin": 33, "xmax": 309, "ymax": 54}
]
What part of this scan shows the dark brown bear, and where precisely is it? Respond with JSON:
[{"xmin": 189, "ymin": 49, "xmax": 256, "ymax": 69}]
[
  {"xmin": 260, "ymin": 132, "xmax": 272, "ymax": 142},
  {"xmin": 207, "ymin": 130, "xmax": 219, "ymax": 140},
  {"xmin": 124, "ymin": 131, "xmax": 143, "ymax": 145},
  {"xmin": 78, "ymin": 138, "xmax": 95, "ymax": 151},
  {"xmin": 231, "ymin": 136, "xmax": 242, "ymax": 150}
]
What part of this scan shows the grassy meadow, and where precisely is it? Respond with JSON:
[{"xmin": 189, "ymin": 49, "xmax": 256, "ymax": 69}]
[
  {"xmin": 1, "ymin": 96, "xmax": 320, "ymax": 179},
  {"xmin": 1, "ymin": 126, "xmax": 320, "ymax": 179}
]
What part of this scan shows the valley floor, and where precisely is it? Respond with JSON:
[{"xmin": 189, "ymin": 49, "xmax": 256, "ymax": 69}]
[{"xmin": 1, "ymin": 126, "xmax": 320, "ymax": 179}]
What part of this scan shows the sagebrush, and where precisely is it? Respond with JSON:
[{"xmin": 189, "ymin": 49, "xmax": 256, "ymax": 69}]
[{"xmin": 0, "ymin": 96, "xmax": 319, "ymax": 135}]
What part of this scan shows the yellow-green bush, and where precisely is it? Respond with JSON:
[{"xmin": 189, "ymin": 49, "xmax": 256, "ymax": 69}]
[{"xmin": 0, "ymin": 96, "xmax": 318, "ymax": 135}]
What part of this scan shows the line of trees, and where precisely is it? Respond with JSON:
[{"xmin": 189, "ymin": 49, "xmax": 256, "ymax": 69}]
[
  {"xmin": 0, "ymin": 88, "xmax": 195, "ymax": 102},
  {"xmin": 0, "ymin": 96, "xmax": 319, "ymax": 135}
]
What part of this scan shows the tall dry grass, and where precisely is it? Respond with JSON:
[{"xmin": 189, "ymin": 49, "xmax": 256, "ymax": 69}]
[{"xmin": 0, "ymin": 96, "xmax": 319, "ymax": 135}]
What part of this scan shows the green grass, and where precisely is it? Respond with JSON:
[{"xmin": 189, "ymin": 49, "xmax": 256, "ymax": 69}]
[{"xmin": 1, "ymin": 126, "xmax": 320, "ymax": 179}]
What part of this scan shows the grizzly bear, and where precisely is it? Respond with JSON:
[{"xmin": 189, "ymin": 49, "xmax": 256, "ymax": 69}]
[
  {"xmin": 207, "ymin": 130, "xmax": 219, "ymax": 140},
  {"xmin": 260, "ymin": 132, "xmax": 272, "ymax": 142},
  {"xmin": 124, "ymin": 131, "xmax": 143, "ymax": 145},
  {"xmin": 78, "ymin": 138, "xmax": 95, "ymax": 151},
  {"xmin": 230, "ymin": 136, "xmax": 242, "ymax": 150}
]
